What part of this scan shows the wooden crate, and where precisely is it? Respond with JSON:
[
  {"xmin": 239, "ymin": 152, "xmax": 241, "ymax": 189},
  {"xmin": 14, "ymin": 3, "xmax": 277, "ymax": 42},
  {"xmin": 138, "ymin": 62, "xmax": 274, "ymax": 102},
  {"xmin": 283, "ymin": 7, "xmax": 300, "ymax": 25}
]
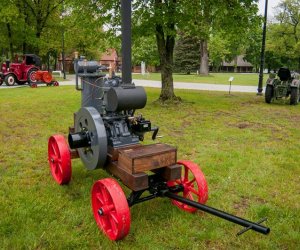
[{"xmin": 118, "ymin": 143, "xmax": 177, "ymax": 174}]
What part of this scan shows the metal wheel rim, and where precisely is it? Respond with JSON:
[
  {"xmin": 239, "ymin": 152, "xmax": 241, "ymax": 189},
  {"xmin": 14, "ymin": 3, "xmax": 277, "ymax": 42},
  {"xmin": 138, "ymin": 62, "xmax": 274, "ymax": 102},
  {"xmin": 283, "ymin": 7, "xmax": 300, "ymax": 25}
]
[
  {"xmin": 91, "ymin": 178, "xmax": 131, "ymax": 241},
  {"xmin": 168, "ymin": 160, "xmax": 208, "ymax": 213},
  {"xmin": 29, "ymin": 71, "xmax": 37, "ymax": 82},
  {"xmin": 48, "ymin": 135, "xmax": 72, "ymax": 185},
  {"xmin": 6, "ymin": 75, "xmax": 15, "ymax": 86}
]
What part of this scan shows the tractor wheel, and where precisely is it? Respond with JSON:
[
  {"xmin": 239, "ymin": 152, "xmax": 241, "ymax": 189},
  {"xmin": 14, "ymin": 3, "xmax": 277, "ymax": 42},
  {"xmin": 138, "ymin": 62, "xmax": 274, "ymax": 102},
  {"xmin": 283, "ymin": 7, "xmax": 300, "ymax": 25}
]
[
  {"xmin": 290, "ymin": 87, "xmax": 299, "ymax": 105},
  {"xmin": 48, "ymin": 135, "xmax": 72, "ymax": 185},
  {"xmin": 4, "ymin": 74, "xmax": 17, "ymax": 86},
  {"xmin": 167, "ymin": 160, "xmax": 208, "ymax": 213},
  {"xmin": 27, "ymin": 68, "xmax": 37, "ymax": 86},
  {"xmin": 91, "ymin": 178, "xmax": 131, "ymax": 241},
  {"xmin": 265, "ymin": 85, "xmax": 273, "ymax": 104}
]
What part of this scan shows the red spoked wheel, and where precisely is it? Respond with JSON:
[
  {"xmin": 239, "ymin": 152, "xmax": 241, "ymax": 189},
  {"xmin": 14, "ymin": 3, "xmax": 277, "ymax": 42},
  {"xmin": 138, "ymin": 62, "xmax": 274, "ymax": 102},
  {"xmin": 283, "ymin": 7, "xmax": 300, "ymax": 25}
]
[
  {"xmin": 48, "ymin": 135, "xmax": 72, "ymax": 185},
  {"xmin": 167, "ymin": 160, "xmax": 208, "ymax": 213},
  {"xmin": 53, "ymin": 81, "xmax": 59, "ymax": 86},
  {"xmin": 91, "ymin": 178, "xmax": 131, "ymax": 241}
]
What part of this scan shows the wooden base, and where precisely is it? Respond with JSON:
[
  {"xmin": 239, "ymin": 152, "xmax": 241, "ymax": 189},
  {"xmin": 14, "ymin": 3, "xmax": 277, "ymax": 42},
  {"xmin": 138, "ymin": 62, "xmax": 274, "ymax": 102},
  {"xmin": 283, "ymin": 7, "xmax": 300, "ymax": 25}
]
[
  {"xmin": 118, "ymin": 143, "xmax": 177, "ymax": 174},
  {"xmin": 106, "ymin": 143, "xmax": 181, "ymax": 191}
]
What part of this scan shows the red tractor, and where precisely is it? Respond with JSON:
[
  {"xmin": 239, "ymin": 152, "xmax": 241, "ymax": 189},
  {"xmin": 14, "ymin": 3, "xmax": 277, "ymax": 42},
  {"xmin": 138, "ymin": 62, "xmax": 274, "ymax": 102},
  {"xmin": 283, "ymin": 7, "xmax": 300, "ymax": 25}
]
[{"xmin": 0, "ymin": 54, "xmax": 41, "ymax": 86}]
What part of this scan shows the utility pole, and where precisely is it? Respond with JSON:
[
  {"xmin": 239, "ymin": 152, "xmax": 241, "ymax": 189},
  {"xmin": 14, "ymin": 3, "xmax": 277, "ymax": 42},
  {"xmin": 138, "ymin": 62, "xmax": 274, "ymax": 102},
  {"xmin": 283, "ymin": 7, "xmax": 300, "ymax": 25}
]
[
  {"xmin": 61, "ymin": 1, "xmax": 66, "ymax": 80},
  {"xmin": 257, "ymin": 0, "xmax": 268, "ymax": 95},
  {"xmin": 121, "ymin": 0, "xmax": 132, "ymax": 84}
]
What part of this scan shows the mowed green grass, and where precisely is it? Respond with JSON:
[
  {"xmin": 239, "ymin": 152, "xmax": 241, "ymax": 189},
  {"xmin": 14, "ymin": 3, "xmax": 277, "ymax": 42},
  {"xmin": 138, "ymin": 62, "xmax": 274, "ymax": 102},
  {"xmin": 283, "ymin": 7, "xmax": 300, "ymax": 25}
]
[
  {"xmin": 0, "ymin": 86, "xmax": 299, "ymax": 249},
  {"xmin": 132, "ymin": 72, "xmax": 269, "ymax": 86}
]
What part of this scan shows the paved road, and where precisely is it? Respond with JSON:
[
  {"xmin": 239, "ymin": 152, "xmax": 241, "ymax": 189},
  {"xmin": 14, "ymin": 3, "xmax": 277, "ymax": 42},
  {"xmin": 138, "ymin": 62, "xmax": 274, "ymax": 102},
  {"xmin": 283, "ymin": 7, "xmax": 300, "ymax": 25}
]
[{"xmin": 0, "ymin": 75, "xmax": 264, "ymax": 93}]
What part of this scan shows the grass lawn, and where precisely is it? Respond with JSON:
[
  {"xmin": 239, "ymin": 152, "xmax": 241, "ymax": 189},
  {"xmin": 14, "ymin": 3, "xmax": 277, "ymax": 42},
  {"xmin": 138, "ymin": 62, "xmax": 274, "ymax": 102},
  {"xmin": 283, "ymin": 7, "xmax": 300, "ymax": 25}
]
[
  {"xmin": 132, "ymin": 72, "xmax": 270, "ymax": 86},
  {"xmin": 0, "ymin": 86, "xmax": 299, "ymax": 249}
]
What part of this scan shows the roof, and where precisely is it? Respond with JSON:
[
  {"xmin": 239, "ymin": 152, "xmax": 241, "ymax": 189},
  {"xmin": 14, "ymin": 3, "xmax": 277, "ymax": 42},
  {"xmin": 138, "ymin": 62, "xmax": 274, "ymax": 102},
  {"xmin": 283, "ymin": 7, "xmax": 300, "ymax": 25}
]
[{"xmin": 222, "ymin": 55, "xmax": 253, "ymax": 67}]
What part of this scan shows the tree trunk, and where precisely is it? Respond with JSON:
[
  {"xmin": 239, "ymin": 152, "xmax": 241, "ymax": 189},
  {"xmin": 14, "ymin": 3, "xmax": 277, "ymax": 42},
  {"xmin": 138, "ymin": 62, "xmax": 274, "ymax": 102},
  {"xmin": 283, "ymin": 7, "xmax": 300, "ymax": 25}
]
[
  {"xmin": 234, "ymin": 56, "xmax": 238, "ymax": 73},
  {"xmin": 6, "ymin": 23, "xmax": 13, "ymax": 60},
  {"xmin": 154, "ymin": 0, "xmax": 179, "ymax": 102},
  {"xmin": 199, "ymin": 40, "xmax": 209, "ymax": 75},
  {"xmin": 156, "ymin": 25, "xmax": 177, "ymax": 101}
]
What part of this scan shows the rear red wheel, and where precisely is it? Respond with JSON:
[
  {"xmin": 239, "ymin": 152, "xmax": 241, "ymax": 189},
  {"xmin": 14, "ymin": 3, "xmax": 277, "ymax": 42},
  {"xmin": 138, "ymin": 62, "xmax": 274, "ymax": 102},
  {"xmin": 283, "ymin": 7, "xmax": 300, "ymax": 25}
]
[
  {"xmin": 48, "ymin": 135, "xmax": 72, "ymax": 185},
  {"xmin": 168, "ymin": 160, "xmax": 208, "ymax": 213},
  {"xmin": 27, "ymin": 68, "xmax": 37, "ymax": 84},
  {"xmin": 91, "ymin": 178, "xmax": 131, "ymax": 241}
]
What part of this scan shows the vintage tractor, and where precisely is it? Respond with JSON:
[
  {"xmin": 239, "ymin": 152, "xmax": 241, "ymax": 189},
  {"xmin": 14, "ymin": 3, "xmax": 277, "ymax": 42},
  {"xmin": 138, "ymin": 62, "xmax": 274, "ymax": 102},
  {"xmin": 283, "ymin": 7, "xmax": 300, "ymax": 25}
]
[
  {"xmin": 47, "ymin": 0, "xmax": 270, "ymax": 241},
  {"xmin": 0, "ymin": 54, "xmax": 41, "ymax": 86},
  {"xmin": 265, "ymin": 67, "xmax": 300, "ymax": 105},
  {"xmin": 29, "ymin": 70, "xmax": 59, "ymax": 88}
]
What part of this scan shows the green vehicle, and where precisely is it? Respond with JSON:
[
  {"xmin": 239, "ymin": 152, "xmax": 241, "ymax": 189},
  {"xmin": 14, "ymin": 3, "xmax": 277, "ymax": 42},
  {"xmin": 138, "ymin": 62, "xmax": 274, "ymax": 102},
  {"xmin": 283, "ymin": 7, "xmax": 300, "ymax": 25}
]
[{"xmin": 265, "ymin": 67, "xmax": 300, "ymax": 105}]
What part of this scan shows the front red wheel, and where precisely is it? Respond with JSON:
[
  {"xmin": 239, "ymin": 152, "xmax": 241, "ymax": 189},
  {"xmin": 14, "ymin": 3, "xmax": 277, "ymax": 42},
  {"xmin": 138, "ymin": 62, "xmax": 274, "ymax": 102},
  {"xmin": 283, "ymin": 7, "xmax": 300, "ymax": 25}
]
[
  {"xmin": 168, "ymin": 160, "xmax": 208, "ymax": 213},
  {"xmin": 48, "ymin": 135, "xmax": 72, "ymax": 185},
  {"xmin": 91, "ymin": 178, "xmax": 131, "ymax": 241}
]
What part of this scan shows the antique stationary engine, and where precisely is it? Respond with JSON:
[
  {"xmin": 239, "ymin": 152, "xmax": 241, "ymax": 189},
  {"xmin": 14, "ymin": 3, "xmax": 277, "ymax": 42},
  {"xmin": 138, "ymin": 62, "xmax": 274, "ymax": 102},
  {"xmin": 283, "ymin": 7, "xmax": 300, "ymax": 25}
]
[{"xmin": 47, "ymin": 0, "xmax": 270, "ymax": 241}]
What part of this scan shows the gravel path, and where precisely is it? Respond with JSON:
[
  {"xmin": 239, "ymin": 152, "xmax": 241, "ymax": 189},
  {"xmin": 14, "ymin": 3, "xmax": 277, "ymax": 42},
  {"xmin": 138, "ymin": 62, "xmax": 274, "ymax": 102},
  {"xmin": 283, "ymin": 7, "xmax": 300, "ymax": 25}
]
[{"xmin": 0, "ymin": 75, "xmax": 264, "ymax": 93}]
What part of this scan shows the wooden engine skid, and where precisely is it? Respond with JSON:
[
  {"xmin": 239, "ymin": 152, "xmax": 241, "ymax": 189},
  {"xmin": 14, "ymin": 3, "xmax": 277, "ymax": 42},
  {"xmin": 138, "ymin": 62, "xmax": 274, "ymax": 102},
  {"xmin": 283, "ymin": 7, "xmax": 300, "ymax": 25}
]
[{"xmin": 107, "ymin": 143, "xmax": 181, "ymax": 191}]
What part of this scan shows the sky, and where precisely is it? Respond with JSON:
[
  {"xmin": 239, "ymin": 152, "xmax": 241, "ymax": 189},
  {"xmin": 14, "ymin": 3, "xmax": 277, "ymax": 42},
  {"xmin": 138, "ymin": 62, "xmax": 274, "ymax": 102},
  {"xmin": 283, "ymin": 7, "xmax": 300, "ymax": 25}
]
[{"xmin": 258, "ymin": 0, "xmax": 281, "ymax": 18}]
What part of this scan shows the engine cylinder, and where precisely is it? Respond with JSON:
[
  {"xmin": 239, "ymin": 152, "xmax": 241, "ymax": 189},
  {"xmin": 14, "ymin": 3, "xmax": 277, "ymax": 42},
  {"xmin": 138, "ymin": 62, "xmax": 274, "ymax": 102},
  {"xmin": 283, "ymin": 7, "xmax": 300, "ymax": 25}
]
[
  {"xmin": 106, "ymin": 86, "xmax": 147, "ymax": 112},
  {"xmin": 75, "ymin": 61, "xmax": 100, "ymax": 74}
]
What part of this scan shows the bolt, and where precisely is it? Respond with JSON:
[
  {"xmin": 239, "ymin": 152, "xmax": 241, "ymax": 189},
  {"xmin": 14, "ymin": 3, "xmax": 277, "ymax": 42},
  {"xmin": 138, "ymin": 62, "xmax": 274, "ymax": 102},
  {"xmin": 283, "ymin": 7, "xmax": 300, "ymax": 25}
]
[
  {"xmin": 98, "ymin": 208, "xmax": 104, "ymax": 216},
  {"xmin": 51, "ymin": 158, "xmax": 55, "ymax": 163}
]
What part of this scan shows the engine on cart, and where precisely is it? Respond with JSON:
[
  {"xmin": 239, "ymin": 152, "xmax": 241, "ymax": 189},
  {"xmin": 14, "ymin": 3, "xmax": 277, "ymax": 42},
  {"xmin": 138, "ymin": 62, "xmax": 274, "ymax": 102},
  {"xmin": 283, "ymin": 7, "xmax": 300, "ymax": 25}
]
[
  {"xmin": 48, "ymin": 58, "xmax": 270, "ymax": 242},
  {"xmin": 68, "ymin": 58, "xmax": 158, "ymax": 170}
]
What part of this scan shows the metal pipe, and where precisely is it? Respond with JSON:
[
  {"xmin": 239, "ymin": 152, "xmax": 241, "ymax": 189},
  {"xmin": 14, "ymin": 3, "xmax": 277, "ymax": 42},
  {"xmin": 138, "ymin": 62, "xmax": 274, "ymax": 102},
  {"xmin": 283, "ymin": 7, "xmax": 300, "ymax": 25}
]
[
  {"xmin": 121, "ymin": 0, "xmax": 132, "ymax": 84},
  {"xmin": 164, "ymin": 191, "xmax": 270, "ymax": 235}
]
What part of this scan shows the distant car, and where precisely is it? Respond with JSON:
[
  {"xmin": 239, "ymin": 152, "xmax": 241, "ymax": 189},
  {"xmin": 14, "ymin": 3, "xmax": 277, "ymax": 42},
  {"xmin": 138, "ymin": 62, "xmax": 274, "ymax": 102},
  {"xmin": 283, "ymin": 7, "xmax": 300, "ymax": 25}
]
[
  {"xmin": 0, "ymin": 54, "xmax": 41, "ymax": 86},
  {"xmin": 265, "ymin": 67, "xmax": 300, "ymax": 105}
]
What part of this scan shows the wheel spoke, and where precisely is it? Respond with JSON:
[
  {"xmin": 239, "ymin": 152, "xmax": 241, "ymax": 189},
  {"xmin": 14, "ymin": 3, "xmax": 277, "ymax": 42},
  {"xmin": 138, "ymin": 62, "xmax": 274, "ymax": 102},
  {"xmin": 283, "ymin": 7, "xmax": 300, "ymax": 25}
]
[
  {"xmin": 51, "ymin": 143, "xmax": 58, "ymax": 157},
  {"xmin": 186, "ymin": 186, "xmax": 199, "ymax": 196},
  {"xmin": 183, "ymin": 167, "xmax": 189, "ymax": 182},
  {"xmin": 186, "ymin": 192, "xmax": 195, "ymax": 201},
  {"xmin": 55, "ymin": 163, "xmax": 63, "ymax": 175},
  {"xmin": 186, "ymin": 178, "xmax": 196, "ymax": 186},
  {"xmin": 101, "ymin": 187, "xmax": 110, "ymax": 204},
  {"xmin": 96, "ymin": 192, "xmax": 105, "ymax": 205},
  {"xmin": 109, "ymin": 211, "xmax": 119, "ymax": 233}
]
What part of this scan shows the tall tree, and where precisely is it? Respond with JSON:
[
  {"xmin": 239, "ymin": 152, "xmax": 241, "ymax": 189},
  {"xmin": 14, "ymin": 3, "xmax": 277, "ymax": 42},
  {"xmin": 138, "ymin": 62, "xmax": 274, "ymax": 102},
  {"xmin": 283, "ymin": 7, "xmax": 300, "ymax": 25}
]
[
  {"xmin": 266, "ymin": 0, "xmax": 300, "ymax": 70},
  {"xmin": 184, "ymin": 0, "xmax": 260, "ymax": 75},
  {"xmin": 174, "ymin": 33, "xmax": 200, "ymax": 74},
  {"xmin": 131, "ymin": 0, "xmax": 186, "ymax": 101}
]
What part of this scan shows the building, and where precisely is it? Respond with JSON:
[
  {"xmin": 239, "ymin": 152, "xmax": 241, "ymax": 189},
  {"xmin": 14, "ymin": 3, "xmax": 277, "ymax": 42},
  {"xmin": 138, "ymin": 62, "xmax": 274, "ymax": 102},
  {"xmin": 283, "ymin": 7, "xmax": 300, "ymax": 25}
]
[
  {"xmin": 100, "ymin": 48, "xmax": 120, "ymax": 72},
  {"xmin": 219, "ymin": 55, "xmax": 253, "ymax": 73}
]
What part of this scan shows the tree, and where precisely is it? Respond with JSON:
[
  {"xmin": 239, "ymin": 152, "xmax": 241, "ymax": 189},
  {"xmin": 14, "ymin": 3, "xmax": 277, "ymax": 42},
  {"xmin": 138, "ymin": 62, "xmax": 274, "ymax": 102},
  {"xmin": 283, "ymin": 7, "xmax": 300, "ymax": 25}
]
[
  {"xmin": 0, "ymin": 0, "xmax": 26, "ymax": 59},
  {"xmin": 132, "ymin": 35, "xmax": 160, "ymax": 68},
  {"xmin": 244, "ymin": 26, "xmax": 262, "ymax": 73},
  {"xmin": 174, "ymin": 33, "xmax": 200, "ymax": 74},
  {"xmin": 184, "ymin": 0, "xmax": 260, "ymax": 75},
  {"xmin": 131, "ymin": 0, "xmax": 188, "ymax": 101},
  {"xmin": 208, "ymin": 33, "xmax": 230, "ymax": 72},
  {"xmin": 266, "ymin": 0, "xmax": 300, "ymax": 70}
]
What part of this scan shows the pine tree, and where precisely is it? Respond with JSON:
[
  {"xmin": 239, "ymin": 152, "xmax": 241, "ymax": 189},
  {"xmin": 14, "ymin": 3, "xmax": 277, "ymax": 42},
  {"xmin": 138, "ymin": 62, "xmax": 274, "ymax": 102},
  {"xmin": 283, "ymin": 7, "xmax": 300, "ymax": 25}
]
[{"xmin": 174, "ymin": 34, "xmax": 200, "ymax": 74}]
